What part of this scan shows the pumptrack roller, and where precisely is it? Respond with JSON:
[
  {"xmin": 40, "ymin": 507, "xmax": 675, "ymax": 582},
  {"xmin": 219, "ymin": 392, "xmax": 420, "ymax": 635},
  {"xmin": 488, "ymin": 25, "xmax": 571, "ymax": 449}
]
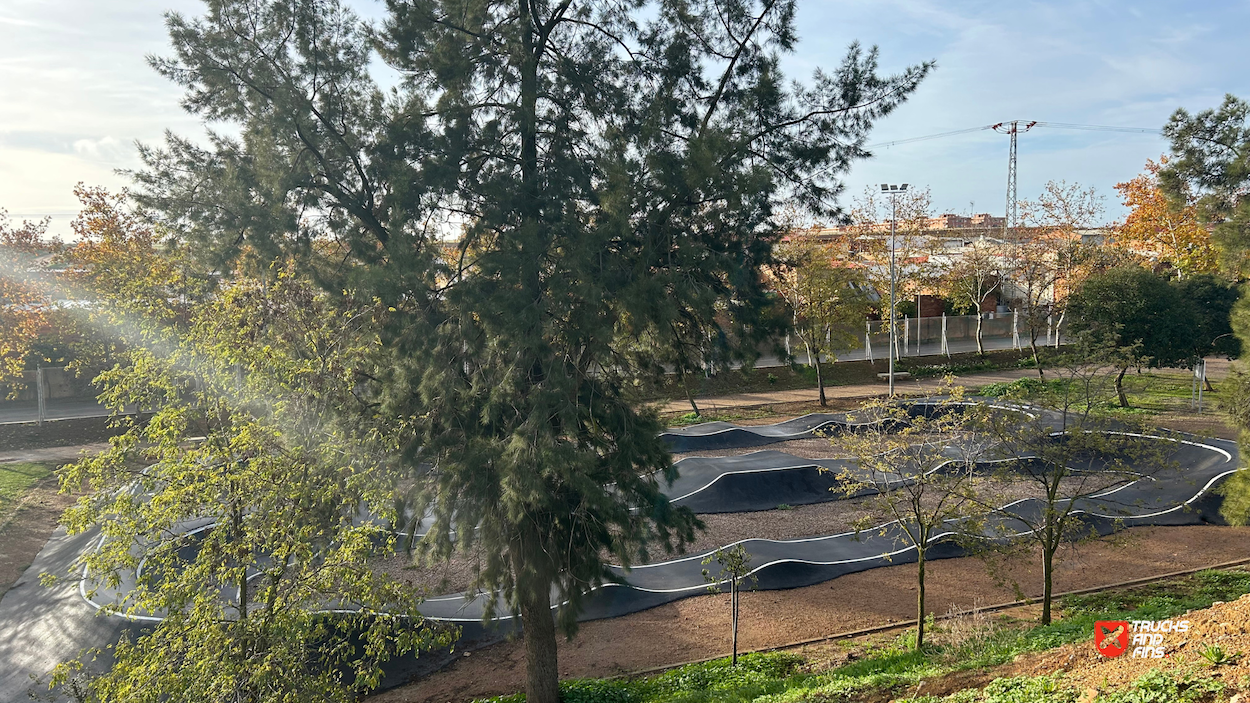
[{"xmin": 0, "ymin": 400, "xmax": 1240, "ymax": 700}]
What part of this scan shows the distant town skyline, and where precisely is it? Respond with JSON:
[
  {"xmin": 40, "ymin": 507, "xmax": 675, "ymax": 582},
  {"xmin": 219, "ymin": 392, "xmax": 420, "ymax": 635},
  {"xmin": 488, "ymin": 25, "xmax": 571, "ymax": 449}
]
[{"xmin": 2, "ymin": 0, "xmax": 1248, "ymax": 238}]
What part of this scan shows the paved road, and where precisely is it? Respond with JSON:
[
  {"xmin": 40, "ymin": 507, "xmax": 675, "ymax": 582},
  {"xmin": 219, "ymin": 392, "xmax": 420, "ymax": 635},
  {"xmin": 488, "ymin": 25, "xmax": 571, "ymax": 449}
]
[
  {"xmin": 758, "ymin": 332, "xmax": 1039, "ymax": 367},
  {"xmin": 0, "ymin": 526, "xmax": 142, "ymax": 702},
  {"xmin": 0, "ymin": 335, "xmax": 1035, "ymax": 425},
  {"xmin": 0, "ymin": 398, "xmax": 112, "ymax": 425}
]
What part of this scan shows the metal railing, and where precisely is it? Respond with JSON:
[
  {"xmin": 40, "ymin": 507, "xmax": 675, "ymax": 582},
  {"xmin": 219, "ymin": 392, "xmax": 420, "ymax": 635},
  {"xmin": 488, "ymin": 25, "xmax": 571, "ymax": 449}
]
[{"xmin": 0, "ymin": 365, "xmax": 107, "ymax": 425}]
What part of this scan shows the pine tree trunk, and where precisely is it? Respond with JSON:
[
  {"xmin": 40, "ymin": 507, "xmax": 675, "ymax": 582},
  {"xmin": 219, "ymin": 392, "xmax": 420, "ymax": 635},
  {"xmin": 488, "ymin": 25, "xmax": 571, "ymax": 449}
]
[
  {"xmin": 1115, "ymin": 366, "xmax": 1129, "ymax": 408},
  {"xmin": 915, "ymin": 548, "xmax": 926, "ymax": 650},
  {"xmin": 519, "ymin": 576, "xmax": 560, "ymax": 703}
]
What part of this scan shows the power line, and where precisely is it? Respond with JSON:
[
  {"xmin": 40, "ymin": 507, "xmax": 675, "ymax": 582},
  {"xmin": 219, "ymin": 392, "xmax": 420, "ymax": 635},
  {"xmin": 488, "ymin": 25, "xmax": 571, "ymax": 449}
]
[
  {"xmin": 866, "ymin": 125, "xmax": 993, "ymax": 149},
  {"xmin": 1034, "ymin": 121, "xmax": 1161, "ymax": 134},
  {"xmin": 867, "ymin": 121, "xmax": 1161, "ymax": 149}
]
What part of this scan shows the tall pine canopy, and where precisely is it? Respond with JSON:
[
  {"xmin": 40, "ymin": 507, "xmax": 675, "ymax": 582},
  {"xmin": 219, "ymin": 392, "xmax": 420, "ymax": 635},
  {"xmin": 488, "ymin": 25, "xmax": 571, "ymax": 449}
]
[{"xmin": 132, "ymin": 1, "xmax": 929, "ymax": 700}]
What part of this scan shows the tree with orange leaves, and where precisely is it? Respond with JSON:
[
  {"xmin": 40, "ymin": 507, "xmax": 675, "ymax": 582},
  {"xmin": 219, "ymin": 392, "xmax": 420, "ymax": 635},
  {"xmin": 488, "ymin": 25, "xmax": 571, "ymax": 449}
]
[
  {"xmin": 62, "ymin": 184, "xmax": 204, "ymax": 326},
  {"xmin": 0, "ymin": 211, "xmax": 59, "ymax": 388},
  {"xmin": 1114, "ymin": 157, "xmax": 1218, "ymax": 279}
]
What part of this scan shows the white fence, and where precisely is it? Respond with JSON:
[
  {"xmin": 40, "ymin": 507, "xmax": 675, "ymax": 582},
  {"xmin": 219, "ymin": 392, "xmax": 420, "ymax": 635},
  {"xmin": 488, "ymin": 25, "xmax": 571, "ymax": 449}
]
[{"xmin": 859, "ymin": 312, "xmax": 1065, "ymax": 362}]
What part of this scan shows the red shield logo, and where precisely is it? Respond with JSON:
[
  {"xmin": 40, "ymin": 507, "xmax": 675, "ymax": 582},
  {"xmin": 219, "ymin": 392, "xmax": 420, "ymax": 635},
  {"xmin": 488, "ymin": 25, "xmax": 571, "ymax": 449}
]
[{"xmin": 1095, "ymin": 620, "xmax": 1129, "ymax": 657}]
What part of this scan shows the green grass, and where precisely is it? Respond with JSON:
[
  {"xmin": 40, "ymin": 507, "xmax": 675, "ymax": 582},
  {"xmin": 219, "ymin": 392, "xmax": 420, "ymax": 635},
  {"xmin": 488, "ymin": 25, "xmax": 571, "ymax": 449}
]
[
  {"xmin": 667, "ymin": 407, "xmax": 785, "ymax": 427},
  {"xmin": 473, "ymin": 569, "xmax": 1250, "ymax": 703},
  {"xmin": 903, "ymin": 349, "xmax": 1041, "ymax": 380},
  {"xmin": 0, "ymin": 461, "xmax": 56, "ymax": 520},
  {"xmin": 896, "ymin": 670, "xmax": 1223, "ymax": 703},
  {"xmin": 974, "ymin": 369, "xmax": 1232, "ymax": 421}
]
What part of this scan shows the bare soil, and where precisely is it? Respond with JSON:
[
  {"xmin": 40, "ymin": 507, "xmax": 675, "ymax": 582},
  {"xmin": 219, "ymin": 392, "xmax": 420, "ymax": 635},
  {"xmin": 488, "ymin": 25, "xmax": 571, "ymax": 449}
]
[
  {"xmin": 1007, "ymin": 587, "xmax": 1250, "ymax": 698},
  {"xmin": 374, "ymin": 525, "xmax": 1250, "ymax": 703},
  {"xmin": 0, "ymin": 477, "xmax": 75, "ymax": 599}
]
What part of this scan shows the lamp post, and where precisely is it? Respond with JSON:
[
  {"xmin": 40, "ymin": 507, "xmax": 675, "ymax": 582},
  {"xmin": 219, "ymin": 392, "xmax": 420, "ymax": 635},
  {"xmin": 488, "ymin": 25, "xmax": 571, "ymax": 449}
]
[{"xmin": 881, "ymin": 183, "xmax": 908, "ymax": 397}]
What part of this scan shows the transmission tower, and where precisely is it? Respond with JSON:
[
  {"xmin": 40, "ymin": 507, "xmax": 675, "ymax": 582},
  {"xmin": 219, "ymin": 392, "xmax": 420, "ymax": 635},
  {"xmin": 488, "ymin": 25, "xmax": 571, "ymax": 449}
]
[{"xmin": 991, "ymin": 120, "xmax": 1036, "ymax": 235}]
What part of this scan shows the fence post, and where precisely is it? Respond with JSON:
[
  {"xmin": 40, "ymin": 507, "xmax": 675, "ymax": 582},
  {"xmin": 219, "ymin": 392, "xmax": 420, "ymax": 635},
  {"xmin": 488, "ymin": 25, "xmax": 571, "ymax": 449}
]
[
  {"xmin": 36, "ymin": 365, "xmax": 46, "ymax": 426},
  {"xmin": 1198, "ymin": 359, "xmax": 1207, "ymax": 413},
  {"xmin": 903, "ymin": 316, "xmax": 910, "ymax": 356},
  {"xmin": 1192, "ymin": 363, "xmax": 1200, "ymax": 409}
]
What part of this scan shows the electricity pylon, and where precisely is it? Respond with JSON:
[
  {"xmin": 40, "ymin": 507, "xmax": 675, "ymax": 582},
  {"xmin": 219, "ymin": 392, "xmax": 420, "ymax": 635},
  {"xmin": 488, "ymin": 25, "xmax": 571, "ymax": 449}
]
[{"xmin": 992, "ymin": 120, "xmax": 1037, "ymax": 235}]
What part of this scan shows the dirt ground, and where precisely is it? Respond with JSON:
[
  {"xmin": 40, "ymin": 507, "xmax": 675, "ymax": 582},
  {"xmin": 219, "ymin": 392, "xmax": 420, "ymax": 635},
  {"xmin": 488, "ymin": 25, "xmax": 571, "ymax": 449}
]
[
  {"xmin": 1009, "ymin": 586, "xmax": 1250, "ymax": 696},
  {"xmin": 0, "ymin": 476, "xmax": 75, "ymax": 599},
  {"xmin": 375, "ymin": 525, "xmax": 1250, "ymax": 703},
  {"xmin": 0, "ymin": 444, "xmax": 103, "ymax": 598}
]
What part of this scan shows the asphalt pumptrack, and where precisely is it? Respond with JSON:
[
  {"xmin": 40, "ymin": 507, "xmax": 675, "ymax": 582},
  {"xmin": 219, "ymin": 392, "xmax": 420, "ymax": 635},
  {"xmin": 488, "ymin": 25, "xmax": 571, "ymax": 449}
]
[{"xmin": 0, "ymin": 399, "xmax": 1242, "ymax": 699}]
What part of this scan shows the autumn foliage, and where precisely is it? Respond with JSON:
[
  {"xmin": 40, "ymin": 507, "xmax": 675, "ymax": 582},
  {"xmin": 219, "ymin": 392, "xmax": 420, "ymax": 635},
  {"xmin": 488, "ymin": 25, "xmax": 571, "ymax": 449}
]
[
  {"xmin": 1114, "ymin": 157, "xmax": 1218, "ymax": 278},
  {"xmin": 0, "ymin": 211, "xmax": 58, "ymax": 385}
]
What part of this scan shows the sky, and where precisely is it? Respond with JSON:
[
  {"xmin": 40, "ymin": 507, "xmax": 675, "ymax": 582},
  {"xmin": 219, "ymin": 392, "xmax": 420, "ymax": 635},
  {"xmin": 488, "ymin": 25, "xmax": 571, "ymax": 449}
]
[{"xmin": 1, "ymin": 0, "xmax": 1248, "ymax": 238}]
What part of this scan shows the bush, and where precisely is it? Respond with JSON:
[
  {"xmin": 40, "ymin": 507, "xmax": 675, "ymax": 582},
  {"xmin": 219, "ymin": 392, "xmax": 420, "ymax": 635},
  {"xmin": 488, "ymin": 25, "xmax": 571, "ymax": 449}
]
[
  {"xmin": 1100, "ymin": 670, "xmax": 1222, "ymax": 703},
  {"xmin": 978, "ymin": 377, "xmax": 1065, "ymax": 399}
]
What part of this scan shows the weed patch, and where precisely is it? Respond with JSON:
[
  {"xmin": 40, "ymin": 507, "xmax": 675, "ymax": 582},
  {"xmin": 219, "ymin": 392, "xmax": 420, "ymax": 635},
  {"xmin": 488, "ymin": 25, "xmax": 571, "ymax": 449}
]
[{"xmin": 0, "ymin": 461, "xmax": 55, "ymax": 520}]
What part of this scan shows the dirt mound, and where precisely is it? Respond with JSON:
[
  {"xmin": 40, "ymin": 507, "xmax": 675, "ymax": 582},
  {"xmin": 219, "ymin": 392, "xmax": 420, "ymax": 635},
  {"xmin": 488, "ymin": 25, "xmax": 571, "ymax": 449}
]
[{"xmin": 1010, "ymin": 593, "xmax": 1250, "ymax": 696}]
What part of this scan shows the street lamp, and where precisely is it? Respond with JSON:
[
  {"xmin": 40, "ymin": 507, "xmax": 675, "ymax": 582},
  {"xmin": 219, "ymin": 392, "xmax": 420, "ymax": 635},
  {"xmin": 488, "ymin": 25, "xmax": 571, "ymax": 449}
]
[{"xmin": 880, "ymin": 183, "xmax": 909, "ymax": 397}]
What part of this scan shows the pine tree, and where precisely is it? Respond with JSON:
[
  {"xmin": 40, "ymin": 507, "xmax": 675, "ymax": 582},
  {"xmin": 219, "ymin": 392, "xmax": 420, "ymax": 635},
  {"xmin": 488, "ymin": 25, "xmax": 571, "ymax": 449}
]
[
  {"xmin": 1159, "ymin": 94, "xmax": 1250, "ymax": 524},
  {"xmin": 131, "ymin": 2, "xmax": 930, "ymax": 700}
]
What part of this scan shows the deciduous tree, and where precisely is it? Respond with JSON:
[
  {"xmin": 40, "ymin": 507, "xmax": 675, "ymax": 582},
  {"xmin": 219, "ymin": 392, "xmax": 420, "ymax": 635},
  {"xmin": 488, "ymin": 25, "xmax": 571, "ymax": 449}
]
[
  {"xmin": 42, "ymin": 192, "xmax": 449, "ymax": 701},
  {"xmin": 0, "ymin": 211, "xmax": 58, "ymax": 387},
  {"xmin": 837, "ymin": 390, "xmax": 986, "ymax": 651},
  {"xmin": 769, "ymin": 234, "xmax": 870, "ymax": 405},
  {"xmin": 973, "ymin": 363, "xmax": 1173, "ymax": 625},
  {"xmin": 1010, "ymin": 181, "xmax": 1106, "ymax": 375},
  {"xmin": 1115, "ymin": 157, "xmax": 1218, "ymax": 278},
  {"xmin": 939, "ymin": 237, "xmax": 1003, "ymax": 356},
  {"xmin": 701, "ymin": 544, "xmax": 755, "ymax": 667}
]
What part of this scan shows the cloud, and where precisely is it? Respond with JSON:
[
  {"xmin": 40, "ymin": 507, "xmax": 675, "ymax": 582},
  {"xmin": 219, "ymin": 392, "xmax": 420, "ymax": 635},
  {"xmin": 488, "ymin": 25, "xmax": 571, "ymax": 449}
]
[{"xmin": 72, "ymin": 135, "xmax": 129, "ymax": 162}]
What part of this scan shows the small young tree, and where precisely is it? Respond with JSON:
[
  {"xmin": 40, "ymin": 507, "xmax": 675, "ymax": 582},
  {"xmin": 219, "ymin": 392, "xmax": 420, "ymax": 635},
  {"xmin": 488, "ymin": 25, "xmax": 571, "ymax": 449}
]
[
  {"xmin": 837, "ymin": 389, "xmax": 986, "ymax": 650},
  {"xmin": 972, "ymin": 355, "xmax": 1173, "ymax": 625},
  {"xmin": 1010, "ymin": 181, "xmax": 1106, "ymax": 374},
  {"xmin": 769, "ymin": 235, "xmax": 871, "ymax": 405},
  {"xmin": 701, "ymin": 544, "xmax": 756, "ymax": 666},
  {"xmin": 940, "ymin": 236, "xmax": 1003, "ymax": 356}
]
